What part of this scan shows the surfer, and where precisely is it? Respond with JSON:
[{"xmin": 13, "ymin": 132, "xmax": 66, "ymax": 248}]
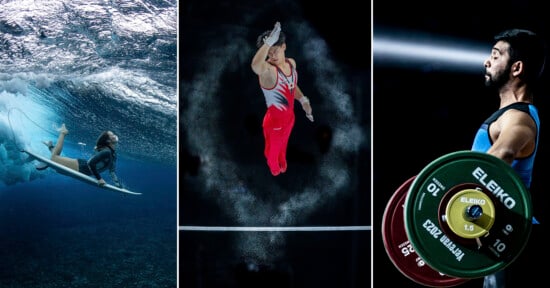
[{"xmin": 42, "ymin": 123, "xmax": 123, "ymax": 188}]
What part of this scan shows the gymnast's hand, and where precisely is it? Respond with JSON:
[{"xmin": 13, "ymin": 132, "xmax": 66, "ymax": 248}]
[
  {"xmin": 299, "ymin": 96, "xmax": 314, "ymax": 122},
  {"xmin": 263, "ymin": 22, "xmax": 281, "ymax": 47}
]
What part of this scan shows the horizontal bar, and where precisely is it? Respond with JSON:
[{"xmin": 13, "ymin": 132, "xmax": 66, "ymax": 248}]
[{"xmin": 179, "ymin": 226, "xmax": 371, "ymax": 232}]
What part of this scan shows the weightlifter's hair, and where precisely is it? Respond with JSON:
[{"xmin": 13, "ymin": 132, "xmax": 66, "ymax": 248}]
[{"xmin": 494, "ymin": 29, "xmax": 546, "ymax": 84}]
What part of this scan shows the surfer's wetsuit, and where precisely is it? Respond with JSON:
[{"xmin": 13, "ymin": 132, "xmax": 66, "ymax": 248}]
[{"xmin": 80, "ymin": 146, "xmax": 121, "ymax": 187}]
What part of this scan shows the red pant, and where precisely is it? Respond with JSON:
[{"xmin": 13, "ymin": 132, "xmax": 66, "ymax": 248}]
[{"xmin": 262, "ymin": 110, "xmax": 295, "ymax": 176}]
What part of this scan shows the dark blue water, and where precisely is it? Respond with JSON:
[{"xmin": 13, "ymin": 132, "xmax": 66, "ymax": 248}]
[{"xmin": 0, "ymin": 158, "xmax": 176, "ymax": 287}]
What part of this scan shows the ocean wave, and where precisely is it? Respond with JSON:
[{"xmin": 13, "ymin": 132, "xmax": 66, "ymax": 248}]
[{"xmin": 0, "ymin": 0, "xmax": 177, "ymax": 186}]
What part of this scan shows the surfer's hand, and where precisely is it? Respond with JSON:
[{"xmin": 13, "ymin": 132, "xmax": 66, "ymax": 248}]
[{"xmin": 98, "ymin": 179, "xmax": 106, "ymax": 186}]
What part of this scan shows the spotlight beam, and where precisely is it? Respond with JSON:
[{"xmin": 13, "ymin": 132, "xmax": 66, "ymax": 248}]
[{"xmin": 374, "ymin": 35, "xmax": 490, "ymax": 71}]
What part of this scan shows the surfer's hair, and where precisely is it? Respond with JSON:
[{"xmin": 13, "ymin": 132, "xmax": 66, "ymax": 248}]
[{"xmin": 95, "ymin": 131, "xmax": 111, "ymax": 150}]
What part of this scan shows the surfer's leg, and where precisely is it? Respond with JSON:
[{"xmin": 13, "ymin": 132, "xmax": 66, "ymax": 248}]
[
  {"xmin": 51, "ymin": 124, "xmax": 69, "ymax": 156},
  {"xmin": 42, "ymin": 140, "xmax": 54, "ymax": 152},
  {"xmin": 50, "ymin": 155, "xmax": 80, "ymax": 171},
  {"xmin": 49, "ymin": 124, "xmax": 79, "ymax": 171}
]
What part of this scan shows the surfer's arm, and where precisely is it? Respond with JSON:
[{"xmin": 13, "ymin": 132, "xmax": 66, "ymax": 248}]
[
  {"xmin": 87, "ymin": 150, "xmax": 110, "ymax": 181},
  {"xmin": 109, "ymin": 166, "xmax": 122, "ymax": 188}
]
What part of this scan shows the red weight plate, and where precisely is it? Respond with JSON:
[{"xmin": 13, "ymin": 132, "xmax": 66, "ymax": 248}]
[{"xmin": 382, "ymin": 176, "xmax": 469, "ymax": 287}]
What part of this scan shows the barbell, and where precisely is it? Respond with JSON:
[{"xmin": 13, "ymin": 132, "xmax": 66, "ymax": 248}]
[{"xmin": 382, "ymin": 150, "xmax": 533, "ymax": 286}]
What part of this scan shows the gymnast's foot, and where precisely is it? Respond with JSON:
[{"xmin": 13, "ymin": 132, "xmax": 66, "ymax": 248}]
[{"xmin": 280, "ymin": 161, "xmax": 287, "ymax": 173}]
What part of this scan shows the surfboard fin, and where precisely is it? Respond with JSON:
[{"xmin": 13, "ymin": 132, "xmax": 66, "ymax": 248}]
[{"xmin": 35, "ymin": 163, "xmax": 49, "ymax": 171}]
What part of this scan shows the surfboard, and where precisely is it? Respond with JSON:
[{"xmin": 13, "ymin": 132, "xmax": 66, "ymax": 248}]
[{"xmin": 22, "ymin": 149, "xmax": 142, "ymax": 195}]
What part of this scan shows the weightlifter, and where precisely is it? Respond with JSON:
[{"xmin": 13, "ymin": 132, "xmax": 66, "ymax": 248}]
[{"xmin": 474, "ymin": 28, "xmax": 545, "ymax": 288}]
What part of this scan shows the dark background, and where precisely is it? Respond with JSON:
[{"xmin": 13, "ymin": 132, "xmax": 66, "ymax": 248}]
[
  {"xmin": 181, "ymin": 0, "xmax": 550, "ymax": 286},
  {"xmin": 180, "ymin": 1, "xmax": 370, "ymax": 288},
  {"xmin": 374, "ymin": 0, "xmax": 550, "ymax": 287}
]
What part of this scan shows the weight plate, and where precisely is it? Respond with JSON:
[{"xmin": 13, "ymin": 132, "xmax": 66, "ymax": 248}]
[
  {"xmin": 404, "ymin": 151, "xmax": 532, "ymax": 278},
  {"xmin": 444, "ymin": 188, "xmax": 495, "ymax": 239},
  {"xmin": 437, "ymin": 183, "xmax": 491, "ymax": 247},
  {"xmin": 382, "ymin": 176, "xmax": 469, "ymax": 287}
]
